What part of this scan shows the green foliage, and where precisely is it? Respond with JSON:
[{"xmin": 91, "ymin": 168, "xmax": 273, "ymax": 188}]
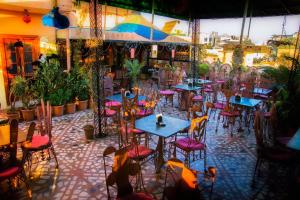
[
  {"xmin": 164, "ymin": 63, "xmax": 176, "ymax": 73},
  {"xmin": 76, "ymin": 66, "xmax": 90, "ymax": 101},
  {"xmin": 9, "ymin": 76, "xmax": 26, "ymax": 111},
  {"xmin": 262, "ymin": 65, "xmax": 291, "ymax": 87},
  {"xmin": 197, "ymin": 63, "xmax": 210, "ymax": 76},
  {"xmin": 49, "ymin": 88, "xmax": 69, "ymax": 106},
  {"xmin": 32, "ymin": 60, "xmax": 67, "ymax": 102},
  {"xmin": 124, "ymin": 59, "xmax": 144, "ymax": 86},
  {"xmin": 232, "ymin": 46, "xmax": 244, "ymax": 68}
]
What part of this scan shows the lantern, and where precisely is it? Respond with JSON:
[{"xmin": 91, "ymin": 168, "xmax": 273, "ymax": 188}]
[
  {"xmin": 23, "ymin": 9, "xmax": 31, "ymax": 23},
  {"xmin": 130, "ymin": 48, "xmax": 135, "ymax": 59},
  {"xmin": 171, "ymin": 49, "xmax": 175, "ymax": 59}
]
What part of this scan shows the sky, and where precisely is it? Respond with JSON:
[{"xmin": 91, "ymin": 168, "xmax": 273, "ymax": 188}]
[{"xmin": 200, "ymin": 15, "xmax": 300, "ymax": 45}]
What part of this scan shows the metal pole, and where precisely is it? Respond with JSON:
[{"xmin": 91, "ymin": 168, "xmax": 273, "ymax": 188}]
[
  {"xmin": 150, "ymin": 0, "xmax": 155, "ymax": 41},
  {"xmin": 240, "ymin": 0, "xmax": 249, "ymax": 44},
  {"xmin": 246, "ymin": 4, "xmax": 252, "ymax": 39}
]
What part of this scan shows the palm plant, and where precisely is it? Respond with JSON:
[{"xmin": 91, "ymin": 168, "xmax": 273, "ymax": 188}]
[
  {"xmin": 124, "ymin": 59, "xmax": 144, "ymax": 87},
  {"xmin": 9, "ymin": 76, "xmax": 26, "ymax": 112}
]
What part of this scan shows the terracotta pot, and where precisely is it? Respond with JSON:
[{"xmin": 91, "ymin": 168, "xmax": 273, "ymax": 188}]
[
  {"xmin": 21, "ymin": 109, "xmax": 35, "ymax": 121},
  {"xmin": 66, "ymin": 103, "xmax": 76, "ymax": 114},
  {"xmin": 88, "ymin": 98, "xmax": 94, "ymax": 109},
  {"xmin": 52, "ymin": 105, "xmax": 64, "ymax": 117},
  {"xmin": 6, "ymin": 111, "xmax": 20, "ymax": 121},
  {"xmin": 77, "ymin": 100, "xmax": 88, "ymax": 111},
  {"xmin": 83, "ymin": 125, "xmax": 94, "ymax": 140}
]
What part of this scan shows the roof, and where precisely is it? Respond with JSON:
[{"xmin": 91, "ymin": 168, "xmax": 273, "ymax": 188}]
[{"xmin": 82, "ymin": 0, "xmax": 300, "ymax": 20}]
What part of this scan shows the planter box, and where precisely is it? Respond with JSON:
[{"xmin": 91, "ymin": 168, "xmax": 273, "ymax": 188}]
[{"xmin": 52, "ymin": 105, "xmax": 64, "ymax": 117}]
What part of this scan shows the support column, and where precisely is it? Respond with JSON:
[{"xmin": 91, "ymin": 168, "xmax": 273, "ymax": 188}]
[
  {"xmin": 89, "ymin": 0, "xmax": 106, "ymax": 137},
  {"xmin": 66, "ymin": 28, "xmax": 71, "ymax": 71},
  {"xmin": 240, "ymin": 0, "xmax": 249, "ymax": 44},
  {"xmin": 191, "ymin": 18, "xmax": 200, "ymax": 80}
]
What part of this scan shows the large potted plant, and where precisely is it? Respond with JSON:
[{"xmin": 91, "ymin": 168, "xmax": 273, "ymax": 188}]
[
  {"xmin": 124, "ymin": 59, "xmax": 143, "ymax": 88},
  {"xmin": 77, "ymin": 69, "xmax": 90, "ymax": 111},
  {"xmin": 65, "ymin": 68, "xmax": 78, "ymax": 114},
  {"xmin": 49, "ymin": 88, "xmax": 68, "ymax": 117},
  {"xmin": 197, "ymin": 63, "xmax": 210, "ymax": 78},
  {"xmin": 7, "ymin": 76, "xmax": 25, "ymax": 120},
  {"xmin": 19, "ymin": 78, "xmax": 35, "ymax": 121}
]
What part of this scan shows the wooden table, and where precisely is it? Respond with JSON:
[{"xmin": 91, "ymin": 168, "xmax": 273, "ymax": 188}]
[
  {"xmin": 174, "ymin": 84, "xmax": 201, "ymax": 111},
  {"xmin": 135, "ymin": 114, "xmax": 190, "ymax": 173}
]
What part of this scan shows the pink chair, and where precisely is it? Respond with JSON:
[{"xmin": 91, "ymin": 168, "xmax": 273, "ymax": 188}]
[{"xmin": 159, "ymin": 90, "xmax": 175, "ymax": 106}]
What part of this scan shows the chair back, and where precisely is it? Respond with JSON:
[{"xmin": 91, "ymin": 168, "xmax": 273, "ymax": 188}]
[
  {"xmin": 9, "ymin": 119, "xmax": 18, "ymax": 145},
  {"xmin": 254, "ymin": 110, "xmax": 264, "ymax": 149},
  {"xmin": 36, "ymin": 99, "xmax": 52, "ymax": 138},
  {"xmin": 25, "ymin": 122, "xmax": 36, "ymax": 142},
  {"xmin": 189, "ymin": 116, "xmax": 208, "ymax": 143}
]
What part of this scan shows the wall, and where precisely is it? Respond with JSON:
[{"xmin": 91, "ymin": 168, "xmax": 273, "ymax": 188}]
[{"xmin": 0, "ymin": 9, "xmax": 56, "ymax": 109}]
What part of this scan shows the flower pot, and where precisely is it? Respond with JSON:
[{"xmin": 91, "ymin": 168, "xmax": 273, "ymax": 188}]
[
  {"xmin": 66, "ymin": 103, "xmax": 76, "ymax": 114},
  {"xmin": 77, "ymin": 100, "xmax": 88, "ymax": 111},
  {"xmin": 83, "ymin": 125, "xmax": 94, "ymax": 140},
  {"xmin": 6, "ymin": 111, "xmax": 20, "ymax": 121},
  {"xmin": 52, "ymin": 105, "xmax": 64, "ymax": 117},
  {"xmin": 21, "ymin": 109, "xmax": 35, "ymax": 121},
  {"xmin": 88, "ymin": 98, "xmax": 94, "ymax": 109}
]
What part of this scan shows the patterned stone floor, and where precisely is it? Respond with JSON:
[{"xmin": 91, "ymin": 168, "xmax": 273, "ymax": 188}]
[{"xmin": 0, "ymin": 92, "xmax": 296, "ymax": 200}]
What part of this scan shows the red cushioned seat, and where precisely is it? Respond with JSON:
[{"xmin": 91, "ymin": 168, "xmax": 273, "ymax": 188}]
[
  {"xmin": 136, "ymin": 109, "xmax": 153, "ymax": 117},
  {"xmin": 214, "ymin": 102, "xmax": 225, "ymax": 109},
  {"xmin": 264, "ymin": 112, "xmax": 271, "ymax": 118},
  {"xmin": 192, "ymin": 95, "xmax": 203, "ymax": 102},
  {"xmin": 127, "ymin": 145, "xmax": 154, "ymax": 160},
  {"xmin": 104, "ymin": 109, "xmax": 117, "ymax": 117},
  {"xmin": 276, "ymin": 137, "xmax": 291, "ymax": 146},
  {"xmin": 220, "ymin": 111, "xmax": 240, "ymax": 117},
  {"xmin": 216, "ymin": 80, "xmax": 225, "ymax": 84},
  {"xmin": 176, "ymin": 138, "xmax": 205, "ymax": 151},
  {"xmin": 22, "ymin": 135, "xmax": 50, "ymax": 150},
  {"xmin": 105, "ymin": 101, "xmax": 121, "ymax": 107},
  {"xmin": 175, "ymin": 88, "xmax": 183, "ymax": 92},
  {"xmin": 0, "ymin": 166, "xmax": 21, "ymax": 181},
  {"xmin": 120, "ymin": 127, "xmax": 145, "ymax": 135},
  {"xmin": 117, "ymin": 192, "xmax": 154, "ymax": 200},
  {"xmin": 204, "ymin": 88, "xmax": 213, "ymax": 93},
  {"xmin": 160, "ymin": 90, "xmax": 175, "ymax": 95}
]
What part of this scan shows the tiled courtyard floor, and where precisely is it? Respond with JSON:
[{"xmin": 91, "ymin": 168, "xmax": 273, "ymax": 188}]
[{"xmin": 1, "ymin": 93, "xmax": 296, "ymax": 200}]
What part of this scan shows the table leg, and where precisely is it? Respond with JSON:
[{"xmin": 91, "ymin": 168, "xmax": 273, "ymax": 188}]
[{"xmin": 155, "ymin": 136, "xmax": 164, "ymax": 174}]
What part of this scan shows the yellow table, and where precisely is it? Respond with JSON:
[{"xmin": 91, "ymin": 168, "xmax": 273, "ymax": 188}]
[{"xmin": 0, "ymin": 119, "xmax": 10, "ymax": 146}]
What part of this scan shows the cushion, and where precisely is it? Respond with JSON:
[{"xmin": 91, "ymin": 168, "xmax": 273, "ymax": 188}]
[
  {"xmin": 22, "ymin": 135, "xmax": 50, "ymax": 150},
  {"xmin": 192, "ymin": 95, "xmax": 203, "ymax": 102},
  {"xmin": 214, "ymin": 102, "xmax": 225, "ymax": 109},
  {"xmin": 104, "ymin": 109, "xmax": 117, "ymax": 117},
  {"xmin": 105, "ymin": 101, "xmax": 121, "ymax": 107},
  {"xmin": 220, "ymin": 111, "xmax": 240, "ymax": 117},
  {"xmin": 203, "ymin": 88, "xmax": 213, "ymax": 93},
  {"xmin": 176, "ymin": 138, "xmax": 205, "ymax": 151},
  {"xmin": 276, "ymin": 137, "xmax": 291, "ymax": 146},
  {"xmin": 264, "ymin": 112, "xmax": 271, "ymax": 118},
  {"xmin": 160, "ymin": 90, "xmax": 175, "ymax": 95},
  {"xmin": 216, "ymin": 80, "xmax": 225, "ymax": 84},
  {"xmin": 0, "ymin": 166, "xmax": 21, "ymax": 181},
  {"xmin": 136, "ymin": 109, "xmax": 153, "ymax": 117},
  {"xmin": 120, "ymin": 127, "xmax": 145, "ymax": 135},
  {"xmin": 128, "ymin": 145, "xmax": 154, "ymax": 159},
  {"xmin": 175, "ymin": 88, "xmax": 184, "ymax": 92}
]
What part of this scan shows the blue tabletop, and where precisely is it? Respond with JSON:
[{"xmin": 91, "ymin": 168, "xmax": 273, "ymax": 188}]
[
  {"xmin": 287, "ymin": 128, "xmax": 300, "ymax": 151},
  {"xmin": 253, "ymin": 87, "xmax": 272, "ymax": 95},
  {"xmin": 135, "ymin": 114, "xmax": 190, "ymax": 138},
  {"xmin": 174, "ymin": 84, "xmax": 201, "ymax": 91},
  {"xmin": 106, "ymin": 93, "xmax": 146, "ymax": 103},
  {"xmin": 185, "ymin": 78, "xmax": 212, "ymax": 85},
  {"xmin": 230, "ymin": 96, "xmax": 261, "ymax": 107}
]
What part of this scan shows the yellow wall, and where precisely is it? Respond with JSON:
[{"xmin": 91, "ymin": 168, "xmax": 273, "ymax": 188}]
[{"xmin": 0, "ymin": 9, "xmax": 56, "ymax": 109}]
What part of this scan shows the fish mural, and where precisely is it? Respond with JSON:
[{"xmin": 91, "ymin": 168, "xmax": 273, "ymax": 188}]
[{"xmin": 110, "ymin": 13, "xmax": 180, "ymax": 41}]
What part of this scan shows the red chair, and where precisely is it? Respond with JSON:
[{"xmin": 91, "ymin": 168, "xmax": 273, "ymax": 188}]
[
  {"xmin": 21, "ymin": 100, "xmax": 59, "ymax": 177},
  {"xmin": 171, "ymin": 116, "xmax": 208, "ymax": 171},
  {"xmin": 0, "ymin": 119, "xmax": 31, "ymax": 198},
  {"xmin": 160, "ymin": 90, "xmax": 175, "ymax": 106}
]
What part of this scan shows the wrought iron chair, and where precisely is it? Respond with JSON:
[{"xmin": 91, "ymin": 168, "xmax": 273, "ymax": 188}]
[
  {"xmin": 162, "ymin": 158, "xmax": 216, "ymax": 200},
  {"xmin": 0, "ymin": 119, "xmax": 31, "ymax": 198},
  {"xmin": 21, "ymin": 100, "xmax": 59, "ymax": 177},
  {"xmin": 171, "ymin": 116, "xmax": 208, "ymax": 171},
  {"xmin": 103, "ymin": 146, "xmax": 155, "ymax": 200}
]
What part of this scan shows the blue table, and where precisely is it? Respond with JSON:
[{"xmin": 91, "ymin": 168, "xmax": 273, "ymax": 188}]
[
  {"xmin": 253, "ymin": 87, "xmax": 272, "ymax": 96},
  {"xmin": 185, "ymin": 78, "xmax": 212, "ymax": 85},
  {"xmin": 174, "ymin": 84, "xmax": 202, "ymax": 111},
  {"xmin": 287, "ymin": 128, "xmax": 300, "ymax": 151},
  {"xmin": 135, "ymin": 114, "xmax": 190, "ymax": 173},
  {"xmin": 106, "ymin": 93, "xmax": 146, "ymax": 103},
  {"xmin": 230, "ymin": 96, "xmax": 261, "ymax": 107},
  {"xmin": 174, "ymin": 84, "xmax": 201, "ymax": 91}
]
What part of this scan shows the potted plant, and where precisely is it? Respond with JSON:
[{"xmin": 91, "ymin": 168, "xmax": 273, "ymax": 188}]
[
  {"xmin": 197, "ymin": 63, "xmax": 210, "ymax": 78},
  {"xmin": 77, "ymin": 70, "xmax": 90, "ymax": 111},
  {"xmin": 83, "ymin": 124, "xmax": 94, "ymax": 140},
  {"xmin": 65, "ymin": 68, "xmax": 78, "ymax": 114},
  {"xmin": 7, "ymin": 76, "xmax": 25, "ymax": 120},
  {"xmin": 49, "ymin": 88, "xmax": 68, "ymax": 117},
  {"xmin": 20, "ymin": 79, "xmax": 35, "ymax": 121},
  {"xmin": 124, "ymin": 59, "xmax": 143, "ymax": 88}
]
